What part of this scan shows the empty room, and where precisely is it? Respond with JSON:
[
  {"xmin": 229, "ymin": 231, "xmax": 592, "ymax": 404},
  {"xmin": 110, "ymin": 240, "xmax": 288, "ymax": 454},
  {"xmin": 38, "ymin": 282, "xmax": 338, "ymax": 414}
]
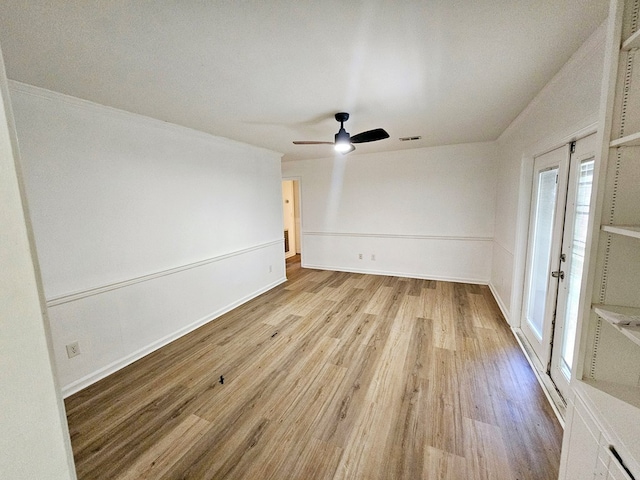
[{"xmin": 3, "ymin": 1, "xmax": 640, "ymax": 479}]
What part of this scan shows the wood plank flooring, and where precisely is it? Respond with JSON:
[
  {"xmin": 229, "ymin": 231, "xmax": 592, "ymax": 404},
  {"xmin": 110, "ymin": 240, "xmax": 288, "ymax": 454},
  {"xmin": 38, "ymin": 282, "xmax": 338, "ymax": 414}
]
[{"xmin": 65, "ymin": 256, "xmax": 563, "ymax": 479}]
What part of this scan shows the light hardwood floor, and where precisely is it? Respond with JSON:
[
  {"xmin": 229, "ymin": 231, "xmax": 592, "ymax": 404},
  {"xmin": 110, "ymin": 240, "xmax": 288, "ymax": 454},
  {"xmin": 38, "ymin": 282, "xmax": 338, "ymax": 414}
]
[{"xmin": 65, "ymin": 256, "xmax": 563, "ymax": 479}]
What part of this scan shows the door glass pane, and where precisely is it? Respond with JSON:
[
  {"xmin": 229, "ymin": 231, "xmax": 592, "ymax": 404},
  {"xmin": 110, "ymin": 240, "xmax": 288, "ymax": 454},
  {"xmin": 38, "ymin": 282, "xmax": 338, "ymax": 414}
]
[
  {"xmin": 526, "ymin": 168, "xmax": 558, "ymax": 339},
  {"xmin": 560, "ymin": 159, "xmax": 594, "ymax": 377}
]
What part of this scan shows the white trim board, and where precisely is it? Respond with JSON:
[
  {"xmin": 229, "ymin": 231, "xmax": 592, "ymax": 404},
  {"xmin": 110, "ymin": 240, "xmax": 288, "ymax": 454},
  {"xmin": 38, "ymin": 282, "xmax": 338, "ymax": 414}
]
[
  {"xmin": 488, "ymin": 281, "xmax": 511, "ymax": 323},
  {"xmin": 301, "ymin": 263, "xmax": 489, "ymax": 286},
  {"xmin": 47, "ymin": 239, "xmax": 283, "ymax": 306},
  {"xmin": 512, "ymin": 327, "xmax": 567, "ymax": 427},
  {"xmin": 492, "ymin": 238, "xmax": 515, "ymax": 256}
]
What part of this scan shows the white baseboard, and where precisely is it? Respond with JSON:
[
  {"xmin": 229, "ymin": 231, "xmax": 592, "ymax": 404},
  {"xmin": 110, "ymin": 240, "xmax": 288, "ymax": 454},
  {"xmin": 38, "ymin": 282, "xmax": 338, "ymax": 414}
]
[
  {"xmin": 61, "ymin": 276, "xmax": 287, "ymax": 397},
  {"xmin": 301, "ymin": 263, "xmax": 488, "ymax": 285},
  {"xmin": 488, "ymin": 282, "xmax": 511, "ymax": 324},
  {"xmin": 486, "ymin": 283, "xmax": 566, "ymax": 425},
  {"xmin": 512, "ymin": 327, "xmax": 566, "ymax": 427}
]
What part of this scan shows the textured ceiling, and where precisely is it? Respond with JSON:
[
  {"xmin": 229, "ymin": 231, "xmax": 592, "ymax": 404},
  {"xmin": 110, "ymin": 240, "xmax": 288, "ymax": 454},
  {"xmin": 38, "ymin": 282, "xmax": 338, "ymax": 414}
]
[{"xmin": 0, "ymin": 1, "xmax": 608, "ymax": 161}]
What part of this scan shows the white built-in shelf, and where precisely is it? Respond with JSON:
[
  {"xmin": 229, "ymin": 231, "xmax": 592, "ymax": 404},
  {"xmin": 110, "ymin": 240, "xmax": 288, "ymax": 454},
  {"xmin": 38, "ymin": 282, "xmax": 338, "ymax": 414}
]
[
  {"xmin": 594, "ymin": 305, "xmax": 640, "ymax": 348},
  {"xmin": 610, "ymin": 131, "xmax": 640, "ymax": 147},
  {"xmin": 622, "ymin": 29, "xmax": 640, "ymax": 51},
  {"xmin": 577, "ymin": 380, "xmax": 640, "ymax": 470},
  {"xmin": 602, "ymin": 225, "xmax": 640, "ymax": 239}
]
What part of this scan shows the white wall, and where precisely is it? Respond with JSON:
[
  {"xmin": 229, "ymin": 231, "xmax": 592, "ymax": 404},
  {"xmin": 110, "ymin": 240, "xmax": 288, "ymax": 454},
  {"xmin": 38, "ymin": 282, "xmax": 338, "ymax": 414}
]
[
  {"xmin": 0, "ymin": 52, "xmax": 76, "ymax": 478},
  {"xmin": 282, "ymin": 142, "xmax": 497, "ymax": 283},
  {"xmin": 490, "ymin": 23, "xmax": 606, "ymax": 324},
  {"xmin": 11, "ymin": 82, "xmax": 286, "ymax": 395}
]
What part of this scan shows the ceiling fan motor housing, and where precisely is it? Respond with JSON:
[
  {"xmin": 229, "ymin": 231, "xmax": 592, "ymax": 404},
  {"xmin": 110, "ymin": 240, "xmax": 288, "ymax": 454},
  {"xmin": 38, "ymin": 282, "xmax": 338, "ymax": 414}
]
[
  {"xmin": 335, "ymin": 128, "xmax": 350, "ymax": 143},
  {"xmin": 335, "ymin": 112, "xmax": 349, "ymax": 123}
]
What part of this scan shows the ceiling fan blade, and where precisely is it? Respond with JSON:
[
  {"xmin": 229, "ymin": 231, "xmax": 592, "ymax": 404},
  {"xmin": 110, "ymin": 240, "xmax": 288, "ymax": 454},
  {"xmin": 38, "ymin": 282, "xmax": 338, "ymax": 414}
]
[
  {"xmin": 292, "ymin": 141, "xmax": 334, "ymax": 145},
  {"xmin": 350, "ymin": 128, "xmax": 390, "ymax": 144}
]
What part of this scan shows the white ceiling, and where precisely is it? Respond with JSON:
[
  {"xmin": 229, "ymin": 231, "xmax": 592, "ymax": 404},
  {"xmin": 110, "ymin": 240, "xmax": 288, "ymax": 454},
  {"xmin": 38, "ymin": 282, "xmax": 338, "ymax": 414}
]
[{"xmin": 0, "ymin": 1, "xmax": 608, "ymax": 162}]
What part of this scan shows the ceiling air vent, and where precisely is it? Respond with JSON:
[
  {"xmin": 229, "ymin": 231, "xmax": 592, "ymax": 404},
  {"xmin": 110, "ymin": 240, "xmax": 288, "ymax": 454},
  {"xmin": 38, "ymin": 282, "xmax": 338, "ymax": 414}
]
[{"xmin": 399, "ymin": 136, "xmax": 422, "ymax": 141}]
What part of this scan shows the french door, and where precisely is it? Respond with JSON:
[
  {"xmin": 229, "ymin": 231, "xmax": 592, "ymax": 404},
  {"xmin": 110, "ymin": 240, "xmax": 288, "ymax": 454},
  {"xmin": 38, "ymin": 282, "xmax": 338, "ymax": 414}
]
[{"xmin": 521, "ymin": 134, "xmax": 596, "ymax": 400}]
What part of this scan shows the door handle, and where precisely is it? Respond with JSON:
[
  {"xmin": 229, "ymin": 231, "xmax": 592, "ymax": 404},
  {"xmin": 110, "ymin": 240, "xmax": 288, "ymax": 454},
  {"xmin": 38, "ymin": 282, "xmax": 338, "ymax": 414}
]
[{"xmin": 551, "ymin": 270, "xmax": 565, "ymax": 280}]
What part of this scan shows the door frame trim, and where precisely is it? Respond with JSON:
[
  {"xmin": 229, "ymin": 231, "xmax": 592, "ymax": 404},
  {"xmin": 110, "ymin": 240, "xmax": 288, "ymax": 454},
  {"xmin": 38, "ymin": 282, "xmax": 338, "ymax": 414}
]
[
  {"xmin": 282, "ymin": 176, "xmax": 303, "ymax": 265},
  {"xmin": 520, "ymin": 144, "xmax": 571, "ymax": 364},
  {"xmin": 510, "ymin": 125, "xmax": 597, "ymax": 330},
  {"xmin": 510, "ymin": 127, "xmax": 598, "ymax": 423}
]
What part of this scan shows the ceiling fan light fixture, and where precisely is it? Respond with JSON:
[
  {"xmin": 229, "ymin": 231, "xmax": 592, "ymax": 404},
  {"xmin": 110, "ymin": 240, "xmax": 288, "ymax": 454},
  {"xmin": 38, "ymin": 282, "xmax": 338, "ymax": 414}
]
[{"xmin": 334, "ymin": 141, "xmax": 354, "ymax": 153}]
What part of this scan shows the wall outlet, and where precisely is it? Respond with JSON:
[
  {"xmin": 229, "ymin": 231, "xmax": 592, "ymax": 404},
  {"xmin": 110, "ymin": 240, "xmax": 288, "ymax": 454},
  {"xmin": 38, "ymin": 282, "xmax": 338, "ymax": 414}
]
[
  {"xmin": 66, "ymin": 341, "xmax": 81, "ymax": 358},
  {"xmin": 269, "ymin": 264, "xmax": 273, "ymax": 273},
  {"xmin": 358, "ymin": 253, "xmax": 363, "ymax": 260},
  {"xmin": 371, "ymin": 254, "xmax": 376, "ymax": 261}
]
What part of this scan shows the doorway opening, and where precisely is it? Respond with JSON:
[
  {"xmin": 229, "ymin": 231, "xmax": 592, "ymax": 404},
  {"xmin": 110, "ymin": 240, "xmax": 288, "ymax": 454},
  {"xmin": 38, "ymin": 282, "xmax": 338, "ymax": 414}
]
[{"xmin": 282, "ymin": 179, "xmax": 301, "ymax": 261}]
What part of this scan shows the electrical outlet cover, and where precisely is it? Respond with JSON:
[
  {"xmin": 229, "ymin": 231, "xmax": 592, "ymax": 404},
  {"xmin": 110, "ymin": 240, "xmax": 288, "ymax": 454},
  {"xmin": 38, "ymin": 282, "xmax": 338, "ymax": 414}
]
[{"xmin": 66, "ymin": 342, "xmax": 80, "ymax": 358}]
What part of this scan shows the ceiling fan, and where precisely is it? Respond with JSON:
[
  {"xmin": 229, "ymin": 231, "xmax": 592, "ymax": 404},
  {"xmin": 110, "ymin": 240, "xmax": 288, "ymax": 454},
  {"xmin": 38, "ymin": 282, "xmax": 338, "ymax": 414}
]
[{"xmin": 293, "ymin": 112, "xmax": 389, "ymax": 154}]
